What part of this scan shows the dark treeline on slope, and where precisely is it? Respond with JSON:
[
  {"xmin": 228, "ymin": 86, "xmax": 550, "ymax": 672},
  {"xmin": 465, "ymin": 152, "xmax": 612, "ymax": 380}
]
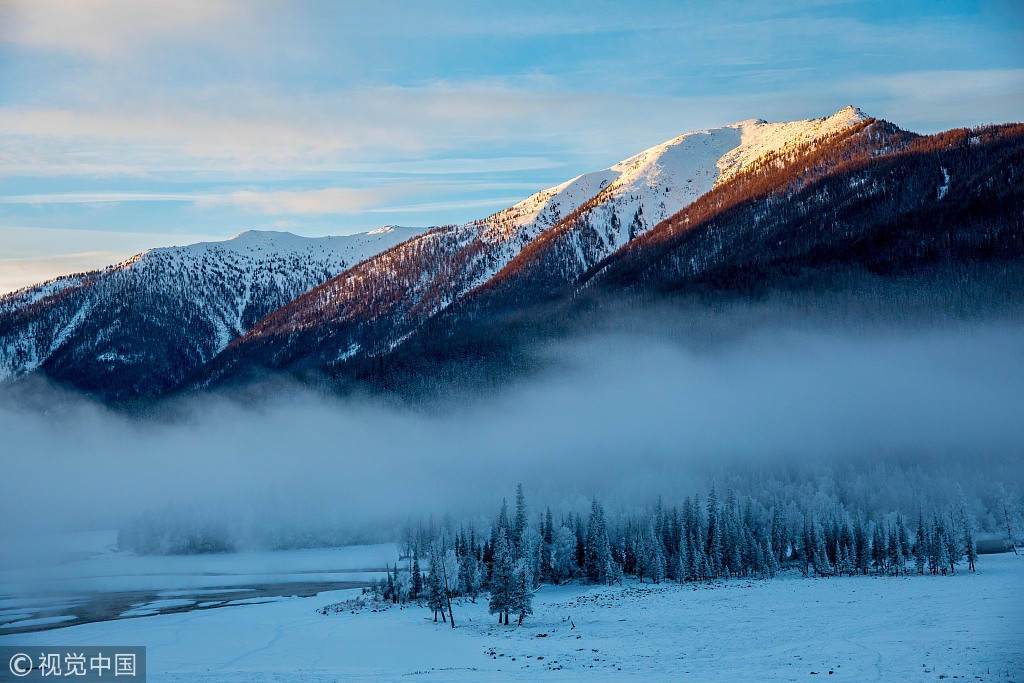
[
  {"xmin": 366, "ymin": 477, "xmax": 1020, "ymax": 627},
  {"xmin": 330, "ymin": 121, "xmax": 1024, "ymax": 399},
  {"xmin": 591, "ymin": 122, "xmax": 1024, "ymax": 293},
  {"xmin": 2, "ymin": 118, "xmax": 1021, "ymax": 404},
  {"xmin": 334, "ymin": 267, "xmax": 1024, "ymax": 402},
  {"xmin": 0, "ymin": 246, "xmax": 346, "ymax": 402}
]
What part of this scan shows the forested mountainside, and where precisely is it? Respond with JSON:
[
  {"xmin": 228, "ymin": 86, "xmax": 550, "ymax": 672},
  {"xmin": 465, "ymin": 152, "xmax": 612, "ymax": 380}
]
[
  {"xmin": 201, "ymin": 108, "xmax": 871, "ymax": 387},
  {"xmin": 0, "ymin": 227, "xmax": 423, "ymax": 400},
  {"xmin": 326, "ymin": 120, "xmax": 1024, "ymax": 395},
  {"xmin": 2, "ymin": 108, "xmax": 1021, "ymax": 402},
  {"xmin": 589, "ymin": 123, "xmax": 1024, "ymax": 292}
]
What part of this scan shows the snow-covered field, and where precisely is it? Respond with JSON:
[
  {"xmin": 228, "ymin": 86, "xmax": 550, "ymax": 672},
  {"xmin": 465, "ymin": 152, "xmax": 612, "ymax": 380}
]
[{"xmin": 1, "ymin": 548, "xmax": 1020, "ymax": 682}]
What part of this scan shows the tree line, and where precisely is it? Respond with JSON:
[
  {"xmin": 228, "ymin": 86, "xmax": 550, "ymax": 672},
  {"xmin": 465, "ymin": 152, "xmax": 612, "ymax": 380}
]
[{"xmin": 367, "ymin": 479, "xmax": 1009, "ymax": 627}]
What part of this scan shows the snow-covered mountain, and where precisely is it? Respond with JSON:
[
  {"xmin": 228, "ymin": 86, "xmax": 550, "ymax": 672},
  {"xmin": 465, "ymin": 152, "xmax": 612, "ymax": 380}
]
[
  {"xmin": 6, "ymin": 105, "xmax": 1018, "ymax": 401},
  {"xmin": 0, "ymin": 226, "xmax": 424, "ymax": 397},
  {"xmin": 204, "ymin": 107, "xmax": 871, "ymax": 379}
]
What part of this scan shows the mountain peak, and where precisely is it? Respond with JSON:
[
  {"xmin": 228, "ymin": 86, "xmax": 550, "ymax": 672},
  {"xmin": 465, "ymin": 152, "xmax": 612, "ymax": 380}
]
[{"xmin": 229, "ymin": 228, "xmax": 291, "ymax": 240}]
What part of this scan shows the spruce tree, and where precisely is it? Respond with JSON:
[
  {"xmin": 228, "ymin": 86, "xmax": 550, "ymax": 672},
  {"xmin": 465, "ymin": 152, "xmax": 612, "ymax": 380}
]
[
  {"xmin": 513, "ymin": 484, "xmax": 528, "ymax": 557},
  {"xmin": 958, "ymin": 494, "xmax": 978, "ymax": 572},
  {"xmin": 511, "ymin": 560, "xmax": 534, "ymax": 625},
  {"xmin": 489, "ymin": 528, "xmax": 513, "ymax": 625},
  {"xmin": 411, "ymin": 550, "xmax": 423, "ymax": 600},
  {"xmin": 426, "ymin": 550, "xmax": 446, "ymax": 623},
  {"xmin": 914, "ymin": 511, "xmax": 928, "ymax": 575},
  {"xmin": 585, "ymin": 498, "xmax": 616, "ymax": 584}
]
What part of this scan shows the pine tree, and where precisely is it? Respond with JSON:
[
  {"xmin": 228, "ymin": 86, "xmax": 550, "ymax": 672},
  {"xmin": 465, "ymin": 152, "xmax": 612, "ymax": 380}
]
[
  {"xmin": 871, "ymin": 523, "xmax": 887, "ymax": 575},
  {"xmin": 958, "ymin": 492, "xmax": 978, "ymax": 572},
  {"xmin": 426, "ymin": 549, "xmax": 446, "ymax": 623},
  {"xmin": 585, "ymin": 498, "xmax": 616, "ymax": 585},
  {"xmin": 513, "ymin": 484, "xmax": 528, "ymax": 557},
  {"xmin": 459, "ymin": 549, "xmax": 480, "ymax": 600},
  {"xmin": 886, "ymin": 522, "xmax": 902, "ymax": 576},
  {"xmin": 493, "ymin": 499, "xmax": 511, "ymax": 551},
  {"xmin": 511, "ymin": 560, "xmax": 534, "ymax": 625},
  {"xmin": 996, "ymin": 484, "xmax": 1019, "ymax": 554},
  {"xmin": 942, "ymin": 511, "xmax": 960, "ymax": 575},
  {"xmin": 914, "ymin": 511, "xmax": 928, "ymax": 575},
  {"xmin": 541, "ymin": 507, "xmax": 555, "ymax": 582},
  {"xmin": 706, "ymin": 487, "xmax": 722, "ymax": 578},
  {"xmin": 551, "ymin": 524, "xmax": 578, "ymax": 584},
  {"xmin": 933, "ymin": 517, "xmax": 951, "ymax": 574},
  {"xmin": 811, "ymin": 519, "xmax": 831, "ymax": 577},
  {"xmin": 489, "ymin": 528, "xmax": 513, "ymax": 625},
  {"xmin": 574, "ymin": 514, "xmax": 587, "ymax": 571},
  {"xmin": 411, "ymin": 549, "xmax": 423, "ymax": 600},
  {"xmin": 853, "ymin": 517, "xmax": 869, "ymax": 575}
]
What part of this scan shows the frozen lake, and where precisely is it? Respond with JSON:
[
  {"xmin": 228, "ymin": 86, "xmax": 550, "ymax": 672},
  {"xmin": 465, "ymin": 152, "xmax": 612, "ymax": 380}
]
[{"xmin": 0, "ymin": 531, "xmax": 397, "ymax": 635}]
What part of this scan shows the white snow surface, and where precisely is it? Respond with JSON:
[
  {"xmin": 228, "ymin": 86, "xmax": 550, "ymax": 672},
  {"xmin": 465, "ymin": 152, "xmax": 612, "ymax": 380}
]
[
  {"xmin": 138, "ymin": 227, "xmax": 422, "ymax": 265},
  {"xmin": 1, "ymin": 551, "xmax": 1019, "ymax": 682},
  {"xmin": 0, "ymin": 226, "xmax": 425, "ymax": 381},
  {"xmin": 465, "ymin": 106, "xmax": 868, "ymax": 289}
]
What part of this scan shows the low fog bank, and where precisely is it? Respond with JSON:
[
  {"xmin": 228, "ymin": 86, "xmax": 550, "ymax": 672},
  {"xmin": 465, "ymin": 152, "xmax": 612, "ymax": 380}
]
[{"xmin": 2, "ymin": 302, "xmax": 1023, "ymax": 555}]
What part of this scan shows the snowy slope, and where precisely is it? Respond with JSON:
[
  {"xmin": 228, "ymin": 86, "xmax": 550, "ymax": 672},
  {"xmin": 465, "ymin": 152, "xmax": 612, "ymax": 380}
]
[
  {"xmin": 476, "ymin": 107, "xmax": 867, "ymax": 292},
  {"xmin": 214, "ymin": 108, "xmax": 870, "ymax": 377},
  {"xmin": 0, "ymin": 226, "xmax": 423, "ymax": 395},
  {"xmin": 486, "ymin": 106, "xmax": 871, "ymax": 288},
  {"xmin": 1, "ymin": 552, "xmax": 1020, "ymax": 681}
]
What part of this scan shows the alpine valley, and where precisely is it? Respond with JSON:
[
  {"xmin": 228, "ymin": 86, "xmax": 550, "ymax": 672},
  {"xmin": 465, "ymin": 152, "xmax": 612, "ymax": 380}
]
[{"xmin": 2, "ymin": 106, "xmax": 1022, "ymax": 402}]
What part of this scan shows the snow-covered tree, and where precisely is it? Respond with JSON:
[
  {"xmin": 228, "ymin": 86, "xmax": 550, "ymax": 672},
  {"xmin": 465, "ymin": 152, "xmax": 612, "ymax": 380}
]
[
  {"xmin": 511, "ymin": 559, "xmax": 534, "ymax": 625},
  {"xmin": 459, "ymin": 549, "xmax": 481, "ymax": 600},
  {"xmin": 996, "ymin": 484, "xmax": 1019, "ymax": 554},
  {"xmin": 550, "ymin": 524, "xmax": 579, "ymax": 584},
  {"xmin": 489, "ymin": 528, "xmax": 514, "ymax": 625},
  {"xmin": 585, "ymin": 498, "xmax": 618, "ymax": 585},
  {"xmin": 513, "ymin": 483, "xmax": 528, "ymax": 557},
  {"xmin": 958, "ymin": 491, "xmax": 978, "ymax": 572},
  {"xmin": 411, "ymin": 550, "xmax": 423, "ymax": 600}
]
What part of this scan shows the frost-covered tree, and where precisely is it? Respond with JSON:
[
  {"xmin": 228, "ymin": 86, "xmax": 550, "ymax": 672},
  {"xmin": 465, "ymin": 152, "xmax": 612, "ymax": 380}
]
[
  {"xmin": 431, "ymin": 537, "xmax": 459, "ymax": 628},
  {"xmin": 853, "ymin": 517, "xmax": 869, "ymax": 575},
  {"xmin": 492, "ymin": 499, "xmax": 511, "ymax": 555},
  {"xmin": 511, "ymin": 559, "xmax": 534, "ymax": 625},
  {"xmin": 411, "ymin": 549, "xmax": 423, "ymax": 600},
  {"xmin": 426, "ymin": 551, "xmax": 446, "ymax": 623},
  {"xmin": 635, "ymin": 522, "xmax": 665, "ymax": 584},
  {"xmin": 996, "ymin": 484, "xmax": 1019, "ymax": 554},
  {"xmin": 871, "ymin": 523, "xmax": 887, "ymax": 575},
  {"xmin": 585, "ymin": 498, "xmax": 618, "ymax": 585},
  {"xmin": 958, "ymin": 491, "xmax": 978, "ymax": 572},
  {"xmin": 394, "ymin": 567, "xmax": 412, "ymax": 603},
  {"xmin": 489, "ymin": 528, "xmax": 514, "ymax": 625},
  {"xmin": 550, "ymin": 524, "xmax": 579, "ymax": 584},
  {"xmin": 513, "ymin": 483, "xmax": 528, "ymax": 557},
  {"xmin": 459, "ymin": 549, "xmax": 481, "ymax": 600},
  {"xmin": 914, "ymin": 511, "xmax": 928, "ymax": 575}
]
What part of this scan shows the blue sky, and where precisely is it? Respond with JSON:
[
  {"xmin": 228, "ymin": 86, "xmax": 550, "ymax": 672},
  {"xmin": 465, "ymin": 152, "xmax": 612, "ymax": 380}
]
[{"xmin": 0, "ymin": 0, "xmax": 1022, "ymax": 293}]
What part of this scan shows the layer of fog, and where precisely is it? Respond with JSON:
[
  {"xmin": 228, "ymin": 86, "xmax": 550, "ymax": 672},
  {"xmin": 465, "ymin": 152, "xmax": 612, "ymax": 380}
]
[{"xmin": 2, "ymin": 304, "xmax": 1023, "ymax": 553}]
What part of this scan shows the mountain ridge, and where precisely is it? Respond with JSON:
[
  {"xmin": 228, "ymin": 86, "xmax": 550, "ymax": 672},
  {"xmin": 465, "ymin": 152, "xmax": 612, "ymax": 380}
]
[
  {"xmin": 2, "ymin": 107, "xmax": 1021, "ymax": 402},
  {"xmin": 200, "ymin": 107, "xmax": 874, "ymax": 388},
  {"xmin": 0, "ymin": 226, "xmax": 427, "ymax": 394}
]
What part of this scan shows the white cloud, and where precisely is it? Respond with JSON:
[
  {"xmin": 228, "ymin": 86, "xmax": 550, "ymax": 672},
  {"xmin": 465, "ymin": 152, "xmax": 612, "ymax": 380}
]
[
  {"xmin": 850, "ymin": 69, "xmax": 1024, "ymax": 131},
  {"xmin": 0, "ymin": 192, "xmax": 201, "ymax": 205},
  {"xmin": 0, "ymin": 0, "xmax": 247, "ymax": 59},
  {"xmin": 202, "ymin": 187, "xmax": 402, "ymax": 216},
  {"xmin": 0, "ymin": 252, "xmax": 122, "ymax": 294},
  {"xmin": 0, "ymin": 226, "xmax": 217, "ymax": 294}
]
